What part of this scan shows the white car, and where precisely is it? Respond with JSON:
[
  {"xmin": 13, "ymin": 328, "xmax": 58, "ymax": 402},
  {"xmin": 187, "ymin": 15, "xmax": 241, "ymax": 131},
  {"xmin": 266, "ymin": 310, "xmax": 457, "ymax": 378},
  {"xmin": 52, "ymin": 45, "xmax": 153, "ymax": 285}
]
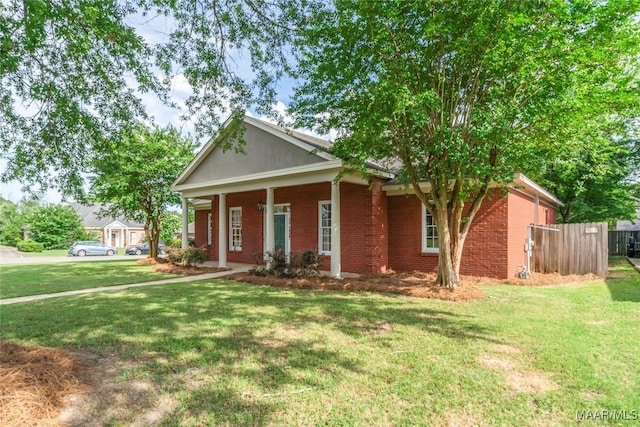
[{"xmin": 68, "ymin": 241, "xmax": 118, "ymax": 257}]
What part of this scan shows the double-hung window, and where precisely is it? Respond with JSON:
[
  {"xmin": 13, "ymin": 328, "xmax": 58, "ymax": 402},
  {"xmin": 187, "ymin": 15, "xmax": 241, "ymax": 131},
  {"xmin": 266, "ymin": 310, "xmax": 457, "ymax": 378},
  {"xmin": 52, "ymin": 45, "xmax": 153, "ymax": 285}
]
[
  {"xmin": 318, "ymin": 201, "xmax": 331, "ymax": 254},
  {"xmin": 229, "ymin": 207, "xmax": 242, "ymax": 251},
  {"xmin": 422, "ymin": 205, "xmax": 439, "ymax": 253}
]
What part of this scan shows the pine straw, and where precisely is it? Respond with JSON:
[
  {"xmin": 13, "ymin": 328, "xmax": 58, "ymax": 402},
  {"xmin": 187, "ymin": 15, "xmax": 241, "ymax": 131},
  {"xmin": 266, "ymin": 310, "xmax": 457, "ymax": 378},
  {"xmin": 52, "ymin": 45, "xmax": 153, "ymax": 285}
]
[
  {"xmin": 135, "ymin": 257, "xmax": 230, "ymax": 275},
  {"xmin": 227, "ymin": 270, "xmax": 600, "ymax": 302},
  {"xmin": 0, "ymin": 341, "xmax": 90, "ymax": 427},
  {"xmin": 227, "ymin": 271, "xmax": 484, "ymax": 301}
]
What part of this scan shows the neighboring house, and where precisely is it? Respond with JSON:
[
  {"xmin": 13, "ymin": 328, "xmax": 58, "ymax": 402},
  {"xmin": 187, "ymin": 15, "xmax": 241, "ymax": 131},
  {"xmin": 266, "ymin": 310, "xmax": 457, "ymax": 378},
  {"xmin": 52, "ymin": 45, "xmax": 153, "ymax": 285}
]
[
  {"xmin": 176, "ymin": 222, "xmax": 195, "ymax": 240},
  {"xmin": 615, "ymin": 197, "xmax": 640, "ymax": 231},
  {"xmin": 171, "ymin": 116, "xmax": 561, "ymax": 279},
  {"xmin": 72, "ymin": 203, "xmax": 145, "ymax": 247}
]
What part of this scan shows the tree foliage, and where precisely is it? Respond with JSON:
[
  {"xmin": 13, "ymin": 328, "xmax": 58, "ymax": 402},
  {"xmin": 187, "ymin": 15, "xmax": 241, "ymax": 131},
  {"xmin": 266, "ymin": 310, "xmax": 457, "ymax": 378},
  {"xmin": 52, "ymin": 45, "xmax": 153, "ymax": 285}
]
[
  {"xmin": 290, "ymin": 0, "xmax": 640, "ymax": 286},
  {"xmin": 89, "ymin": 125, "xmax": 196, "ymax": 259},
  {"xmin": 1, "ymin": 0, "xmax": 311, "ymax": 196},
  {"xmin": 0, "ymin": 197, "xmax": 40, "ymax": 245},
  {"xmin": 29, "ymin": 204, "xmax": 86, "ymax": 249}
]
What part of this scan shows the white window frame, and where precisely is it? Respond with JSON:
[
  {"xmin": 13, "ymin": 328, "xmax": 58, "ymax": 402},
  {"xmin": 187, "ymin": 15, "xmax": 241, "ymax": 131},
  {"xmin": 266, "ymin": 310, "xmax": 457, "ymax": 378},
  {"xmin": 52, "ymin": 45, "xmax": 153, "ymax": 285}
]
[
  {"xmin": 207, "ymin": 213, "xmax": 212, "ymax": 245},
  {"xmin": 229, "ymin": 207, "xmax": 242, "ymax": 251},
  {"xmin": 318, "ymin": 201, "xmax": 332, "ymax": 255},
  {"xmin": 129, "ymin": 231, "xmax": 136, "ymax": 244},
  {"xmin": 422, "ymin": 204, "xmax": 439, "ymax": 253}
]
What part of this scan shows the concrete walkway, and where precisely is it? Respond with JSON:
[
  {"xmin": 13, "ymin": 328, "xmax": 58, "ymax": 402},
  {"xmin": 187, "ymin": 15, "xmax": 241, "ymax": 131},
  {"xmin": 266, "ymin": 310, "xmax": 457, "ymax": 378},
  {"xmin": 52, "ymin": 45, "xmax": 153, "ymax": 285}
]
[
  {"xmin": 0, "ymin": 262, "xmax": 252, "ymax": 305},
  {"xmin": 628, "ymin": 257, "xmax": 640, "ymax": 274}
]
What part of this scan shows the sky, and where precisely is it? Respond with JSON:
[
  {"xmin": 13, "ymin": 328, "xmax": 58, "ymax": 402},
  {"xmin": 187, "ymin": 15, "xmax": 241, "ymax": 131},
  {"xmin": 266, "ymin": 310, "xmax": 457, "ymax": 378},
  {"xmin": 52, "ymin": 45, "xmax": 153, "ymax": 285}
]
[{"xmin": 0, "ymin": 10, "xmax": 315, "ymax": 205}]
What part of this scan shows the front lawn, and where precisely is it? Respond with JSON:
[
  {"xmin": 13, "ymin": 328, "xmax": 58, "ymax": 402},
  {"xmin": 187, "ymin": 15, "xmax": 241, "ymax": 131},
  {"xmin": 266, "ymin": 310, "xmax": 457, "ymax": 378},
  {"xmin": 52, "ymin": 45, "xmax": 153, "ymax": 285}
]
[
  {"xmin": 0, "ymin": 260, "xmax": 185, "ymax": 299},
  {"xmin": 19, "ymin": 249, "xmax": 70, "ymax": 257},
  {"xmin": 1, "ymin": 259, "xmax": 638, "ymax": 426}
]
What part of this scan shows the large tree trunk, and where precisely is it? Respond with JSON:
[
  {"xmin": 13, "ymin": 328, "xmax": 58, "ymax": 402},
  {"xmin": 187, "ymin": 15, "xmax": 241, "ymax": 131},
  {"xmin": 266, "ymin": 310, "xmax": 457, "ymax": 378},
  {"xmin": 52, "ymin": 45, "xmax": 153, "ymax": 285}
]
[{"xmin": 433, "ymin": 202, "xmax": 459, "ymax": 288}]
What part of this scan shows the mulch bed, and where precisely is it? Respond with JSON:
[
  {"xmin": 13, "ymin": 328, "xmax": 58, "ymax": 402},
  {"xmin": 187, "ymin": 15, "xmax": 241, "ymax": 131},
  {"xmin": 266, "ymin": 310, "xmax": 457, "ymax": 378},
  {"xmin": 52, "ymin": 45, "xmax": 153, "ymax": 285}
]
[
  {"xmin": 0, "ymin": 341, "xmax": 90, "ymax": 427},
  {"xmin": 135, "ymin": 257, "xmax": 230, "ymax": 275},
  {"xmin": 227, "ymin": 270, "xmax": 601, "ymax": 302}
]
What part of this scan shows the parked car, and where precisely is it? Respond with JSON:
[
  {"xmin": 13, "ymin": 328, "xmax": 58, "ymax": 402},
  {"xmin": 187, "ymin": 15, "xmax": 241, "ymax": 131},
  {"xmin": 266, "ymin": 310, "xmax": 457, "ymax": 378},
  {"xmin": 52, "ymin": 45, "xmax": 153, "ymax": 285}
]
[
  {"xmin": 125, "ymin": 242, "xmax": 165, "ymax": 255},
  {"xmin": 68, "ymin": 241, "xmax": 118, "ymax": 257}
]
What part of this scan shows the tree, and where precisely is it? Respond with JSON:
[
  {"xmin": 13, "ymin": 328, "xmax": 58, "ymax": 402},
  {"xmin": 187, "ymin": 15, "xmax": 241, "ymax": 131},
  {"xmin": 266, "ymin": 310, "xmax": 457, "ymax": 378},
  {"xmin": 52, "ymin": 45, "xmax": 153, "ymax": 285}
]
[
  {"xmin": 1, "ymin": 0, "xmax": 312, "ymax": 197},
  {"xmin": 159, "ymin": 211, "xmax": 183, "ymax": 245},
  {"xmin": 89, "ymin": 125, "xmax": 196, "ymax": 259},
  {"xmin": 29, "ymin": 204, "xmax": 86, "ymax": 249},
  {"xmin": 534, "ymin": 137, "xmax": 640, "ymax": 226},
  {"xmin": 290, "ymin": 0, "xmax": 640, "ymax": 287},
  {"xmin": 0, "ymin": 197, "xmax": 41, "ymax": 245}
]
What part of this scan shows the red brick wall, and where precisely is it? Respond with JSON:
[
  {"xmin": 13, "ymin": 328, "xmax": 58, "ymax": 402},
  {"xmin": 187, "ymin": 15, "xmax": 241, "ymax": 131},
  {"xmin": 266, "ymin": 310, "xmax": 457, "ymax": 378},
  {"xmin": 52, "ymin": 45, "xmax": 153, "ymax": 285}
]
[
  {"xmin": 506, "ymin": 189, "xmax": 557, "ymax": 278},
  {"xmin": 194, "ymin": 202, "xmax": 213, "ymax": 260},
  {"xmin": 194, "ymin": 181, "xmax": 390, "ymax": 273},
  {"xmin": 387, "ymin": 189, "xmax": 511, "ymax": 279}
]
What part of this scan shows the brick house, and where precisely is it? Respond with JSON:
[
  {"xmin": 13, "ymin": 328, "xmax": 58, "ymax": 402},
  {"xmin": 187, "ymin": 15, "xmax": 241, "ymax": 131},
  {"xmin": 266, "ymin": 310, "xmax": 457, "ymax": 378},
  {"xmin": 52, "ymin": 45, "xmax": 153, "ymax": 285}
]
[
  {"xmin": 172, "ymin": 116, "xmax": 561, "ymax": 279},
  {"xmin": 72, "ymin": 203, "xmax": 145, "ymax": 248}
]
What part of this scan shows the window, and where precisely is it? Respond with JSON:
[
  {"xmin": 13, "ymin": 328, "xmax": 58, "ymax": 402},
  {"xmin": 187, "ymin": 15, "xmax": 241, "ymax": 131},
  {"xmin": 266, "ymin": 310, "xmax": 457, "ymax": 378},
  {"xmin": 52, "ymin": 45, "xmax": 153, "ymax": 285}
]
[
  {"xmin": 207, "ymin": 213, "xmax": 212, "ymax": 245},
  {"xmin": 229, "ymin": 207, "xmax": 242, "ymax": 251},
  {"xmin": 422, "ymin": 205, "xmax": 439, "ymax": 252},
  {"xmin": 318, "ymin": 201, "xmax": 331, "ymax": 254},
  {"xmin": 130, "ymin": 232, "xmax": 136, "ymax": 244}
]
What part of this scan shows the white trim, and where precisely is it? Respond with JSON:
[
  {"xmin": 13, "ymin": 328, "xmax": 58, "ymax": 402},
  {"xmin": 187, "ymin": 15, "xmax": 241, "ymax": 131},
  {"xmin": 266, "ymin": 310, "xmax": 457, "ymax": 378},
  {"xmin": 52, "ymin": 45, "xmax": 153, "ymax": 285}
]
[
  {"xmin": 173, "ymin": 115, "xmax": 337, "ymax": 188},
  {"xmin": 207, "ymin": 213, "xmax": 213, "ymax": 245},
  {"xmin": 218, "ymin": 194, "xmax": 227, "ymax": 268},
  {"xmin": 330, "ymin": 180, "xmax": 342, "ymax": 279},
  {"xmin": 383, "ymin": 173, "xmax": 563, "ymax": 208},
  {"xmin": 229, "ymin": 207, "xmax": 242, "ymax": 251},
  {"xmin": 512, "ymin": 173, "xmax": 564, "ymax": 207},
  {"xmin": 173, "ymin": 160, "xmax": 343, "ymax": 193},
  {"xmin": 421, "ymin": 204, "xmax": 439, "ymax": 253},
  {"xmin": 318, "ymin": 200, "xmax": 332, "ymax": 255},
  {"xmin": 104, "ymin": 220, "xmax": 128, "ymax": 229}
]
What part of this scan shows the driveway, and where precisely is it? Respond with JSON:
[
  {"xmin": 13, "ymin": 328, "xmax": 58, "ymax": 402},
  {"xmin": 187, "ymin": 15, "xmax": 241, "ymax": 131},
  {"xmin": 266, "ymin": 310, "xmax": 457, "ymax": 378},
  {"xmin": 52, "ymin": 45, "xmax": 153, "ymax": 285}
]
[{"xmin": 0, "ymin": 246, "xmax": 146, "ymax": 265}]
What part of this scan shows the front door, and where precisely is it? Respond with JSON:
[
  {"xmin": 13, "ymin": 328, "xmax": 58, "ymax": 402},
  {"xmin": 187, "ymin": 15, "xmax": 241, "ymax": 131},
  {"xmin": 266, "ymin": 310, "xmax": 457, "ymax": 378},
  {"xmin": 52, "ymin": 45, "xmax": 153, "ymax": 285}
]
[
  {"xmin": 274, "ymin": 214, "xmax": 286, "ymax": 253},
  {"xmin": 265, "ymin": 204, "xmax": 290, "ymax": 256}
]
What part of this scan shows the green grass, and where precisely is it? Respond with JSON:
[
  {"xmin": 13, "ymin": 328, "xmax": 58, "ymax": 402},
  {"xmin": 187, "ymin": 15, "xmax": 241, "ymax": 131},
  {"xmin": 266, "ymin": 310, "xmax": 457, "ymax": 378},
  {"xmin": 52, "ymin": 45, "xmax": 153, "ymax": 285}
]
[
  {"xmin": 0, "ymin": 260, "xmax": 184, "ymax": 299},
  {"xmin": 19, "ymin": 249, "xmax": 70, "ymax": 257},
  {"xmin": 1, "ymin": 259, "xmax": 639, "ymax": 426}
]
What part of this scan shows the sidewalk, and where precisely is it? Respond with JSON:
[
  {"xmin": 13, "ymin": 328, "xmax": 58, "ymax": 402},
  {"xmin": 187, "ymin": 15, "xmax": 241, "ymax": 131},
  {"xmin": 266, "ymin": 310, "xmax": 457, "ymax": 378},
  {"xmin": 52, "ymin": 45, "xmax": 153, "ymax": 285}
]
[
  {"xmin": 628, "ymin": 257, "xmax": 640, "ymax": 274},
  {"xmin": 0, "ymin": 263, "xmax": 252, "ymax": 305}
]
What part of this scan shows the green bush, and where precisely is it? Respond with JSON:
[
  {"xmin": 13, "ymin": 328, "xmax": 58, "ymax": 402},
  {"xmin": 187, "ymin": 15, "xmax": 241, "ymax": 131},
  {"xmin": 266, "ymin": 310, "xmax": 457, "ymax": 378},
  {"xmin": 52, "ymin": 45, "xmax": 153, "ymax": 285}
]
[
  {"xmin": 16, "ymin": 240, "xmax": 44, "ymax": 252},
  {"xmin": 167, "ymin": 238, "xmax": 182, "ymax": 248},
  {"xmin": 250, "ymin": 250, "xmax": 323, "ymax": 278},
  {"xmin": 183, "ymin": 246, "xmax": 206, "ymax": 266},
  {"xmin": 165, "ymin": 247, "xmax": 184, "ymax": 264}
]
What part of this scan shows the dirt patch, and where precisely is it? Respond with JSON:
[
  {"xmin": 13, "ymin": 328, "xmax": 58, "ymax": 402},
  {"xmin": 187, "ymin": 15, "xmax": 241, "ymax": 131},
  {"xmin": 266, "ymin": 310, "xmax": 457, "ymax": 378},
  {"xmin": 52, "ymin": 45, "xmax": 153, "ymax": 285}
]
[
  {"xmin": 0, "ymin": 341, "xmax": 90, "ymax": 426},
  {"xmin": 506, "ymin": 371, "xmax": 558, "ymax": 394},
  {"xmin": 227, "ymin": 271, "xmax": 483, "ymax": 301},
  {"xmin": 477, "ymin": 355, "xmax": 517, "ymax": 370}
]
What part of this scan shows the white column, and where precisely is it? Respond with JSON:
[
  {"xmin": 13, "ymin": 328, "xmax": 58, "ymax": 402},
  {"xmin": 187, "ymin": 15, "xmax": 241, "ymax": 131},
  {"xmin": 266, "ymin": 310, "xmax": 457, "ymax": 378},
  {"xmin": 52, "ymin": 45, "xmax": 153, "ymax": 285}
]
[
  {"xmin": 218, "ymin": 193, "xmax": 227, "ymax": 268},
  {"xmin": 330, "ymin": 179, "xmax": 342, "ymax": 279},
  {"xmin": 265, "ymin": 188, "xmax": 275, "ymax": 254},
  {"xmin": 181, "ymin": 196, "xmax": 189, "ymax": 248}
]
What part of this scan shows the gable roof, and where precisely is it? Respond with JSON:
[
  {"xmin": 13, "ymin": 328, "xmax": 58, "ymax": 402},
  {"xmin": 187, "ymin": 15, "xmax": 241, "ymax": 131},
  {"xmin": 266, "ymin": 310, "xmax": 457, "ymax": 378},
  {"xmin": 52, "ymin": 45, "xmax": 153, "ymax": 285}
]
[
  {"xmin": 71, "ymin": 203, "xmax": 144, "ymax": 229},
  {"xmin": 173, "ymin": 116, "xmax": 337, "ymax": 188}
]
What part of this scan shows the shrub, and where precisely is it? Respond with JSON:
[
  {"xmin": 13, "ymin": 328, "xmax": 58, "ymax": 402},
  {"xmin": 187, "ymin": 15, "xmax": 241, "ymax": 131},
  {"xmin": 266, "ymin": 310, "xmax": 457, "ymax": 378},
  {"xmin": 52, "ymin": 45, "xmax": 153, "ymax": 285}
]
[
  {"xmin": 165, "ymin": 246, "xmax": 207, "ymax": 267},
  {"xmin": 250, "ymin": 249, "xmax": 324, "ymax": 278},
  {"xmin": 16, "ymin": 240, "xmax": 44, "ymax": 252},
  {"xmin": 183, "ymin": 246, "xmax": 206, "ymax": 266},
  {"xmin": 165, "ymin": 247, "xmax": 184, "ymax": 264},
  {"xmin": 167, "ymin": 238, "xmax": 182, "ymax": 248}
]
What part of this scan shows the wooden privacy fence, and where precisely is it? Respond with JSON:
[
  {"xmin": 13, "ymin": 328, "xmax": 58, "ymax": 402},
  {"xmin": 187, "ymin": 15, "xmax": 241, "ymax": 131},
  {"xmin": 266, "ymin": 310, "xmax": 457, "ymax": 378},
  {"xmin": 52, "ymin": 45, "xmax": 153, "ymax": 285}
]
[
  {"xmin": 608, "ymin": 230, "xmax": 640, "ymax": 256},
  {"xmin": 531, "ymin": 222, "xmax": 608, "ymax": 277}
]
